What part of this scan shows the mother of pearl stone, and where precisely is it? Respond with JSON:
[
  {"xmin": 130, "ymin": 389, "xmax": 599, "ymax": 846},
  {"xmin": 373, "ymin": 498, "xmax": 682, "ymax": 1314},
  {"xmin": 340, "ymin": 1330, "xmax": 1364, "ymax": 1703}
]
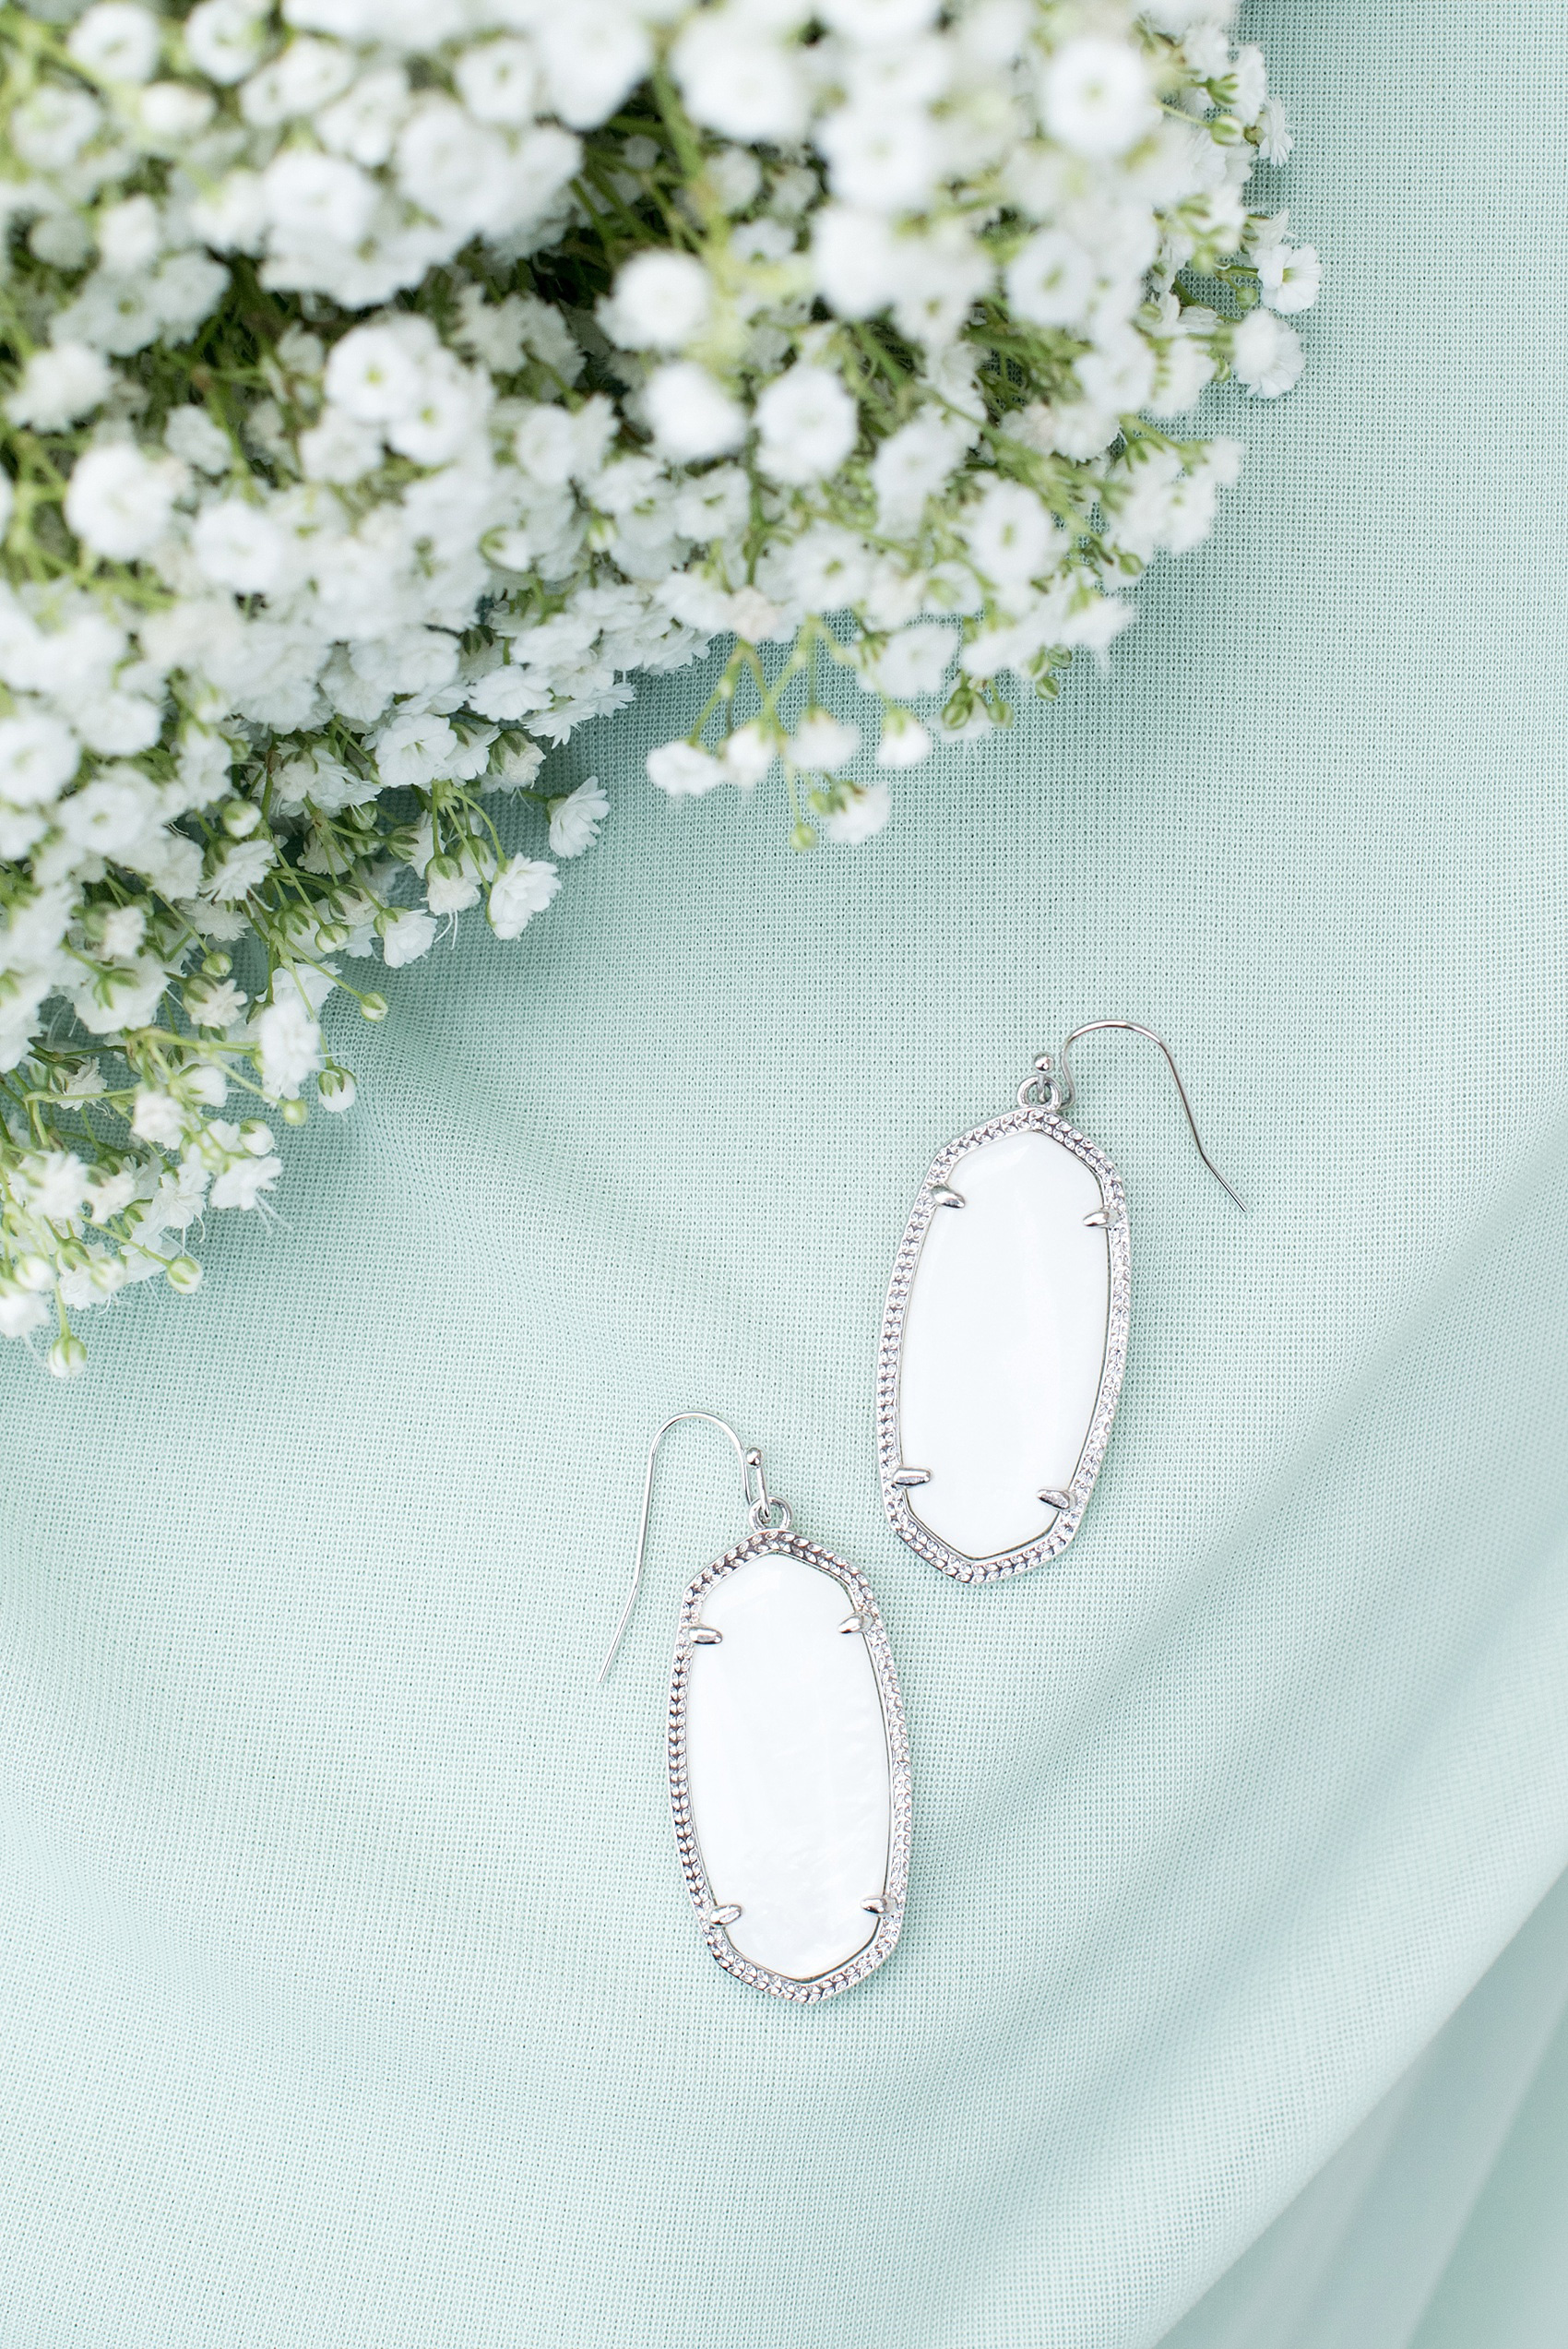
[
  {"xmin": 897, "ymin": 1127, "xmax": 1111, "ymax": 1563},
  {"xmin": 683, "ymin": 1549, "xmax": 892, "ymax": 1984}
]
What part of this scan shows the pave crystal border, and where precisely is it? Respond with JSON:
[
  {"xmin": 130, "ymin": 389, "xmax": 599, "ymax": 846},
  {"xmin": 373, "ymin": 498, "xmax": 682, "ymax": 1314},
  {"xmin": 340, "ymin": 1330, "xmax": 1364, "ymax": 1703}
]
[
  {"xmin": 876, "ymin": 1104, "xmax": 1131, "ymax": 1584},
  {"xmin": 667, "ymin": 1528, "xmax": 912, "ymax": 2002}
]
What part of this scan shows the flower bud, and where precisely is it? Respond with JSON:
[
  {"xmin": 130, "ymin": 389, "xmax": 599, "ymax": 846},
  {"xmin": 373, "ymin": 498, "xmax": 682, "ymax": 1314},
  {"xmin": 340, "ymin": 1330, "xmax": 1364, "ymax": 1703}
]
[
  {"xmin": 55, "ymin": 1240, "xmax": 90, "ymax": 1273},
  {"xmin": 317, "ymin": 1066, "xmax": 357, "ymax": 1111},
  {"xmin": 166, "ymin": 1255, "xmax": 203, "ymax": 1293},
  {"xmin": 359, "ymin": 992, "xmax": 388, "ymax": 1022},
  {"xmin": 280, "ymin": 1096, "xmax": 308, "ymax": 1126},
  {"xmin": 15, "ymin": 1254, "xmax": 54, "ymax": 1293},
  {"xmin": 790, "ymin": 820, "xmax": 818, "ymax": 852},
  {"xmin": 202, "ymin": 951, "xmax": 232, "ymax": 979},
  {"xmin": 239, "ymin": 1118, "xmax": 275, "ymax": 1155},
  {"xmin": 46, "ymin": 1333, "xmax": 88, "ymax": 1378},
  {"xmin": 315, "ymin": 921, "xmax": 350, "ymax": 950},
  {"xmin": 221, "ymin": 798, "xmax": 262, "ymax": 838}
]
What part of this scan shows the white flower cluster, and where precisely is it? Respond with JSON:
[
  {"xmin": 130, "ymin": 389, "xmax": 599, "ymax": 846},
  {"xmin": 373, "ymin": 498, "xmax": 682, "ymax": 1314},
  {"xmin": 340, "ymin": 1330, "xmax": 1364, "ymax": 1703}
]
[{"xmin": 1, "ymin": 0, "xmax": 1314, "ymax": 1371}]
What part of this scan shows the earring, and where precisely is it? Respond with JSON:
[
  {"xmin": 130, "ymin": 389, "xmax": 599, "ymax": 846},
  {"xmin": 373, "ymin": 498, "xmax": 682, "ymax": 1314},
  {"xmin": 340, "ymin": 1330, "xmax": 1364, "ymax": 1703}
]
[
  {"xmin": 598, "ymin": 1412, "xmax": 912, "ymax": 2001},
  {"xmin": 877, "ymin": 1020, "xmax": 1245, "ymax": 1584}
]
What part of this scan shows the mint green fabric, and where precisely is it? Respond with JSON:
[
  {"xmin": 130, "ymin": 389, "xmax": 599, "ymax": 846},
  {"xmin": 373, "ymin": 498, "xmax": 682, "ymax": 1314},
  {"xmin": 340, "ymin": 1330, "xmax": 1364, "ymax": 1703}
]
[
  {"xmin": 1163, "ymin": 1872, "xmax": 1568, "ymax": 2349},
  {"xmin": 5, "ymin": 6, "xmax": 1568, "ymax": 2344}
]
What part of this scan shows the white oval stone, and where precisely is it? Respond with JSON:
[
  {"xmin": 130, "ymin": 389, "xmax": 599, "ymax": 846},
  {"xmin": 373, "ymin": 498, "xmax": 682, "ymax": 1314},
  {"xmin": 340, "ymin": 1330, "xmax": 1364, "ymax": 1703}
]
[
  {"xmin": 683, "ymin": 1549, "xmax": 891, "ymax": 1983},
  {"xmin": 897, "ymin": 1127, "xmax": 1111, "ymax": 1562}
]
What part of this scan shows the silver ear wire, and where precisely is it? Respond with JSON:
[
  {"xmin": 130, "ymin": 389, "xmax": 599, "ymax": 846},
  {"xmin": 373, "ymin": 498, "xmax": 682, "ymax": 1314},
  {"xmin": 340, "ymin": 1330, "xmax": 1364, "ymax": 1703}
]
[
  {"xmin": 1049, "ymin": 1019, "xmax": 1247, "ymax": 1213},
  {"xmin": 597, "ymin": 1411, "xmax": 791, "ymax": 1685}
]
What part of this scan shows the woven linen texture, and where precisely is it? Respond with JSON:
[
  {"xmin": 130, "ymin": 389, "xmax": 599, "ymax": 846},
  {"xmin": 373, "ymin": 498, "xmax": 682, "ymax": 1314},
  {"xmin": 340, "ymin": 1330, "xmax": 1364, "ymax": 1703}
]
[{"xmin": 6, "ymin": 6, "xmax": 1568, "ymax": 2344}]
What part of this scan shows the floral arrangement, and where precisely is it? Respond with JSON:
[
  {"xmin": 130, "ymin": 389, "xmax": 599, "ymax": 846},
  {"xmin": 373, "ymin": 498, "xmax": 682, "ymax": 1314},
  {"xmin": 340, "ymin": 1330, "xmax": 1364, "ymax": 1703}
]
[{"xmin": 0, "ymin": 0, "xmax": 1316, "ymax": 1373}]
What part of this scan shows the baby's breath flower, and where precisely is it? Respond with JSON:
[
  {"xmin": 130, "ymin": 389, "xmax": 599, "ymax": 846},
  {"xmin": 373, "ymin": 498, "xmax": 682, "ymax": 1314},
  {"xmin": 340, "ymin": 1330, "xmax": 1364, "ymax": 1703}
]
[
  {"xmin": 18, "ymin": 1150, "xmax": 89, "ymax": 1220},
  {"xmin": 600, "ymin": 253, "xmax": 712, "ymax": 352},
  {"xmin": 1043, "ymin": 37, "xmax": 1153, "ymax": 160},
  {"xmin": 644, "ymin": 364, "xmax": 745, "ymax": 462},
  {"xmin": 0, "ymin": 0, "xmax": 1310, "ymax": 1367},
  {"xmin": 184, "ymin": 976, "xmax": 246, "ymax": 1028},
  {"xmin": 719, "ymin": 725, "xmax": 776, "ymax": 790},
  {"xmin": 76, "ymin": 4, "xmax": 162, "ymax": 82},
  {"xmin": 379, "ymin": 910, "xmax": 437, "ymax": 968},
  {"xmin": 875, "ymin": 714, "xmax": 934, "ymax": 769},
  {"xmin": 1257, "ymin": 243, "xmax": 1322, "ymax": 316},
  {"xmin": 255, "ymin": 993, "xmax": 322, "ymax": 1096},
  {"xmin": 488, "ymin": 857, "xmax": 560, "ymax": 938},
  {"xmin": 65, "ymin": 446, "xmax": 185, "ymax": 562},
  {"xmin": 547, "ymin": 779, "xmax": 609, "ymax": 858},
  {"xmin": 130, "ymin": 1091, "xmax": 188, "ymax": 1146},
  {"xmin": 1257, "ymin": 98, "xmax": 1293, "ymax": 166},
  {"xmin": 791, "ymin": 712, "xmax": 861, "ymax": 774},
  {"xmin": 84, "ymin": 1169, "xmax": 137, "ymax": 1222},
  {"xmin": 754, "ymin": 366, "xmax": 859, "ymax": 486},
  {"xmin": 206, "ymin": 838, "xmax": 274, "ymax": 900},
  {"xmin": 817, "ymin": 781, "xmax": 893, "ymax": 845},
  {"xmin": 0, "ymin": 1285, "xmax": 50, "ymax": 1341},
  {"xmin": 647, "ymin": 742, "xmax": 725, "ymax": 798},
  {"xmin": 1230, "ymin": 307, "xmax": 1307, "ymax": 397},
  {"xmin": 209, "ymin": 1151, "xmax": 280, "ymax": 1210},
  {"xmin": 6, "ymin": 345, "xmax": 113, "ymax": 432}
]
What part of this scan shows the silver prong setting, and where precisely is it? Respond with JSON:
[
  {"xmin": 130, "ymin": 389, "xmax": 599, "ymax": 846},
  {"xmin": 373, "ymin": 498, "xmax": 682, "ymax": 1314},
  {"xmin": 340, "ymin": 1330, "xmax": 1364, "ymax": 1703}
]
[
  {"xmin": 838, "ymin": 1614, "xmax": 869, "ymax": 1636},
  {"xmin": 861, "ymin": 1896, "xmax": 887, "ymax": 1916},
  {"xmin": 1038, "ymin": 1487, "xmax": 1072, "ymax": 1511},
  {"xmin": 928, "ymin": 1183, "xmax": 966, "ymax": 1210},
  {"xmin": 891, "ymin": 1465, "xmax": 932, "ymax": 1489},
  {"xmin": 688, "ymin": 1625, "xmax": 723, "ymax": 1646},
  {"xmin": 671, "ymin": 1529, "xmax": 911, "ymax": 2001},
  {"xmin": 879, "ymin": 1102, "xmax": 1130, "ymax": 1584}
]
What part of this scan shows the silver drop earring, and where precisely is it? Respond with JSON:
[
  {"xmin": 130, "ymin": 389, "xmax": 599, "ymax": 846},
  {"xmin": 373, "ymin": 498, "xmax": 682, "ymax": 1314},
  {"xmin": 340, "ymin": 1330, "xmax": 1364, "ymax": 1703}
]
[
  {"xmin": 877, "ymin": 1020, "xmax": 1246, "ymax": 1584},
  {"xmin": 599, "ymin": 1412, "xmax": 912, "ymax": 2001}
]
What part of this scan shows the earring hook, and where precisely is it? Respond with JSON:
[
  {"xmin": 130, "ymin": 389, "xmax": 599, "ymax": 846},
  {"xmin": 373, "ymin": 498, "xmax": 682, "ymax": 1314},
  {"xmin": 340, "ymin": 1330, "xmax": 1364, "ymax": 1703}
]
[
  {"xmin": 596, "ymin": 1411, "xmax": 790, "ymax": 1685},
  {"xmin": 1051, "ymin": 1019, "xmax": 1247, "ymax": 1212}
]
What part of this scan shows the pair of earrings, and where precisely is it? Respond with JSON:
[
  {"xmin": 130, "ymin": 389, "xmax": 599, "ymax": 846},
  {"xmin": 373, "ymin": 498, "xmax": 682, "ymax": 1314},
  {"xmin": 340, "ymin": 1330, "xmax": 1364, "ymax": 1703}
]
[{"xmin": 598, "ymin": 1021, "xmax": 1244, "ymax": 2002}]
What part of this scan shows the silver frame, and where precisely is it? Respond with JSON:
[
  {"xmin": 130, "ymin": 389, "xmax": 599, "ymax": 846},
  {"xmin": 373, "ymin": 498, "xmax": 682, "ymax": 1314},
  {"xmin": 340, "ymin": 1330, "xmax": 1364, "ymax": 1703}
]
[
  {"xmin": 667, "ymin": 1528, "xmax": 912, "ymax": 2001},
  {"xmin": 877, "ymin": 1103, "xmax": 1132, "ymax": 1583}
]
